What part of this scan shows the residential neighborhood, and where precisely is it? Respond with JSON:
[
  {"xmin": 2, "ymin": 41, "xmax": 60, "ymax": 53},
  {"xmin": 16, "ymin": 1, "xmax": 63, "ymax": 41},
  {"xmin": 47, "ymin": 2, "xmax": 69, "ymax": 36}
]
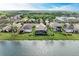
[{"xmin": 0, "ymin": 11, "xmax": 79, "ymax": 40}]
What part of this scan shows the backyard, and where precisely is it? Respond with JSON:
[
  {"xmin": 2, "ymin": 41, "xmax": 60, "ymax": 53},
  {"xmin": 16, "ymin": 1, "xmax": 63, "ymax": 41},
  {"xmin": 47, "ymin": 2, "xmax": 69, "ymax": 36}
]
[{"xmin": 0, "ymin": 28, "xmax": 79, "ymax": 40}]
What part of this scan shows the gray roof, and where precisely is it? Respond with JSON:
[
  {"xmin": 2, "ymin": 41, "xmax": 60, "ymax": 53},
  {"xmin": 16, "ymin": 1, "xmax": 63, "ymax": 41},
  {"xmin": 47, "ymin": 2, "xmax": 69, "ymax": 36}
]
[
  {"xmin": 21, "ymin": 24, "xmax": 33, "ymax": 32},
  {"xmin": 21, "ymin": 24, "xmax": 32, "ymax": 30},
  {"xmin": 55, "ymin": 17, "xmax": 79, "ymax": 23},
  {"xmin": 53, "ymin": 22, "xmax": 62, "ymax": 27}
]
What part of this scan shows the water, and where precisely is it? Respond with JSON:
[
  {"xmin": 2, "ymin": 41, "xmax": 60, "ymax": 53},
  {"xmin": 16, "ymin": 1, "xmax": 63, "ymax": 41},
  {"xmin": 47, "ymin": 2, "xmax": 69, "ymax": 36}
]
[{"xmin": 0, "ymin": 40, "xmax": 79, "ymax": 56}]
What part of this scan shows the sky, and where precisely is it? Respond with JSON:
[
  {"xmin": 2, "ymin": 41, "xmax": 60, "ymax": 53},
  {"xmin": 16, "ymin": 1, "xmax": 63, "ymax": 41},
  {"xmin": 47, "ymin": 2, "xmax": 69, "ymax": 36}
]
[{"xmin": 0, "ymin": 3, "xmax": 79, "ymax": 11}]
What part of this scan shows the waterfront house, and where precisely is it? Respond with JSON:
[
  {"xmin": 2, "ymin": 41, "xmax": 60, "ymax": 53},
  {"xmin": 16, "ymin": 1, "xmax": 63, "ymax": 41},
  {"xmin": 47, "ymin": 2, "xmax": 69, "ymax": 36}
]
[
  {"xmin": 63, "ymin": 23, "xmax": 74, "ymax": 33},
  {"xmin": 53, "ymin": 22, "xmax": 62, "ymax": 32},
  {"xmin": 73, "ymin": 24, "xmax": 79, "ymax": 33},
  {"xmin": 20, "ymin": 24, "xmax": 32, "ymax": 33},
  {"xmin": 35, "ymin": 23, "xmax": 47, "ymax": 35},
  {"xmin": 2, "ymin": 25, "xmax": 12, "ymax": 32}
]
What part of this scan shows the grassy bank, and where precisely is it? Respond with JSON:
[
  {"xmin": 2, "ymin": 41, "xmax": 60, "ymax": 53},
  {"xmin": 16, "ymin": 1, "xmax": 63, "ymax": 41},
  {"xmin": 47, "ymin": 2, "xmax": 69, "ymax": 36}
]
[
  {"xmin": 0, "ymin": 27, "xmax": 78, "ymax": 40},
  {"xmin": 0, "ymin": 32, "xmax": 79, "ymax": 40}
]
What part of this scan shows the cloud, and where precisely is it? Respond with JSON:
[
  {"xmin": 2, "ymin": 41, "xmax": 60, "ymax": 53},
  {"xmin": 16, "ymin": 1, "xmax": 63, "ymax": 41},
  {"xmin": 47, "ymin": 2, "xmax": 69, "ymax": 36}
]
[
  {"xmin": 48, "ymin": 5, "xmax": 74, "ymax": 11},
  {"xmin": 0, "ymin": 3, "xmax": 40, "ymax": 10},
  {"xmin": 0, "ymin": 3, "xmax": 78, "ymax": 11}
]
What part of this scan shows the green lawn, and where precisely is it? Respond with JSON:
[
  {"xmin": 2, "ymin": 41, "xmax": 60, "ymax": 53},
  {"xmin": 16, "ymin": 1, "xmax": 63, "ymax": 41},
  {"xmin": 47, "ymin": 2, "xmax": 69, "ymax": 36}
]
[
  {"xmin": 0, "ymin": 33, "xmax": 12, "ymax": 40},
  {"xmin": 0, "ymin": 29, "xmax": 79, "ymax": 40}
]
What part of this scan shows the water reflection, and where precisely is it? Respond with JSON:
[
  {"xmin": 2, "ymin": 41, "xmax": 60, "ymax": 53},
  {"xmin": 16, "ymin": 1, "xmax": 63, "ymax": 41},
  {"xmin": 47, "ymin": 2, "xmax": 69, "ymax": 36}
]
[
  {"xmin": 59, "ymin": 40, "xmax": 66, "ymax": 46},
  {"xmin": 11, "ymin": 41, "xmax": 21, "ymax": 46},
  {"xmin": 0, "ymin": 41, "xmax": 6, "ymax": 45},
  {"xmin": 45, "ymin": 40, "xmax": 54, "ymax": 46},
  {"xmin": 0, "ymin": 40, "xmax": 78, "ymax": 56},
  {"xmin": 32, "ymin": 41, "xmax": 37, "ymax": 46}
]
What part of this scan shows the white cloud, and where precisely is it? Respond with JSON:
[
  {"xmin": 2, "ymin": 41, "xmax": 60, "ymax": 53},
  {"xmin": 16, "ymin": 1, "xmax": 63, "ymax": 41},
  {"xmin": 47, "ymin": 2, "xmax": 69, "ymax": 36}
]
[
  {"xmin": 48, "ymin": 5, "xmax": 74, "ymax": 11},
  {"xmin": 0, "ymin": 0, "xmax": 78, "ymax": 3},
  {"xmin": 0, "ymin": 3, "xmax": 77, "ymax": 11},
  {"xmin": 0, "ymin": 3, "xmax": 40, "ymax": 10},
  {"xmin": 0, "ymin": 3, "xmax": 51, "ymax": 10}
]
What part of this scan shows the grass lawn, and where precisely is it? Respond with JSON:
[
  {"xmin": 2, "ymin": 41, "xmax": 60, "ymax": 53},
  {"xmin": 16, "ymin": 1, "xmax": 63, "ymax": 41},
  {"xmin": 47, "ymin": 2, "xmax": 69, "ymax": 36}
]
[
  {"xmin": 0, "ymin": 29, "xmax": 79, "ymax": 40},
  {"xmin": 0, "ymin": 33, "xmax": 12, "ymax": 40}
]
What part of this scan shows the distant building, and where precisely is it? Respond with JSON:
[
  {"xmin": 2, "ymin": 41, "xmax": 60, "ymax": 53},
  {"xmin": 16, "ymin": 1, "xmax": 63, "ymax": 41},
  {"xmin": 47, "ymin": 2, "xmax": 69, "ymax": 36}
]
[
  {"xmin": 55, "ymin": 17, "xmax": 65, "ymax": 22},
  {"xmin": 10, "ymin": 15, "xmax": 21, "ymax": 21},
  {"xmin": 55, "ymin": 16, "xmax": 79, "ymax": 23}
]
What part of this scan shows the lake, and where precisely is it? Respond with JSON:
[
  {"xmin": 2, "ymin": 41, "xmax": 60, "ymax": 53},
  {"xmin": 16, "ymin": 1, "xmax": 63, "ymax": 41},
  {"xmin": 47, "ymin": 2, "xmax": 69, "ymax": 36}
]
[{"xmin": 0, "ymin": 40, "xmax": 79, "ymax": 56}]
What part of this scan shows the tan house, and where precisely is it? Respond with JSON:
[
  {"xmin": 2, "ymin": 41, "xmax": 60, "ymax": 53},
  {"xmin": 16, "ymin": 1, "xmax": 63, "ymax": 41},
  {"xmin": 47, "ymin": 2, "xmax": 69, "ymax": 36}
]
[{"xmin": 35, "ymin": 23, "xmax": 47, "ymax": 35}]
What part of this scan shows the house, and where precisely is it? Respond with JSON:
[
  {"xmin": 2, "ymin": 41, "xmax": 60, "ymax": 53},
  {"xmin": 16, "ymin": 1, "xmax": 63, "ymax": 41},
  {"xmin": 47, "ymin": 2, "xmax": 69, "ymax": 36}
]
[
  {"xmin": 55, "ymin": 16, "xmax": 78, "ymax": 23},
  {"xmin": 63, "ymin": 23, "xmax": 74, "ymax": 33},
  {"xmin": 20, "ymin": 24, "xmax": 32, "ymax": 33},
  {"xmin": 40, "ymin": 19, "xmax": 43, "ymax": 23},
  {"xmin": 49, "ymin": 22, "xmax": 54, "ymax": 28},
  {"xmin": 55, "ymin": 17, "xmax": 65, "ymax": 22},
  {"xmin": 12, "ymin": 22, "xmax": 22, "ymax": 32},
  {"xmin": 35, "ymin": 23, "xmax": 47, "ymax": 35},
  {"xmin": 45, "ymin": 20, "xmax": 49, "ymax": 26},
  {"xmin": 67, "ymin": 17, "xmax": 78, "ymax": 23},
  {"xmin": 10, "ymin": 15, "xmax": 21, "ymax": 21},
  {"xmin": 53, "ymin": 22, "xmax": 62, "ymax": 32},
  {"xmin": 2, "ymin": 25, "xmax": 12, "ymax": 32},
  {"xmin": 73, "ymin": 24, "xmax": 79, "ymax": 33}
]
